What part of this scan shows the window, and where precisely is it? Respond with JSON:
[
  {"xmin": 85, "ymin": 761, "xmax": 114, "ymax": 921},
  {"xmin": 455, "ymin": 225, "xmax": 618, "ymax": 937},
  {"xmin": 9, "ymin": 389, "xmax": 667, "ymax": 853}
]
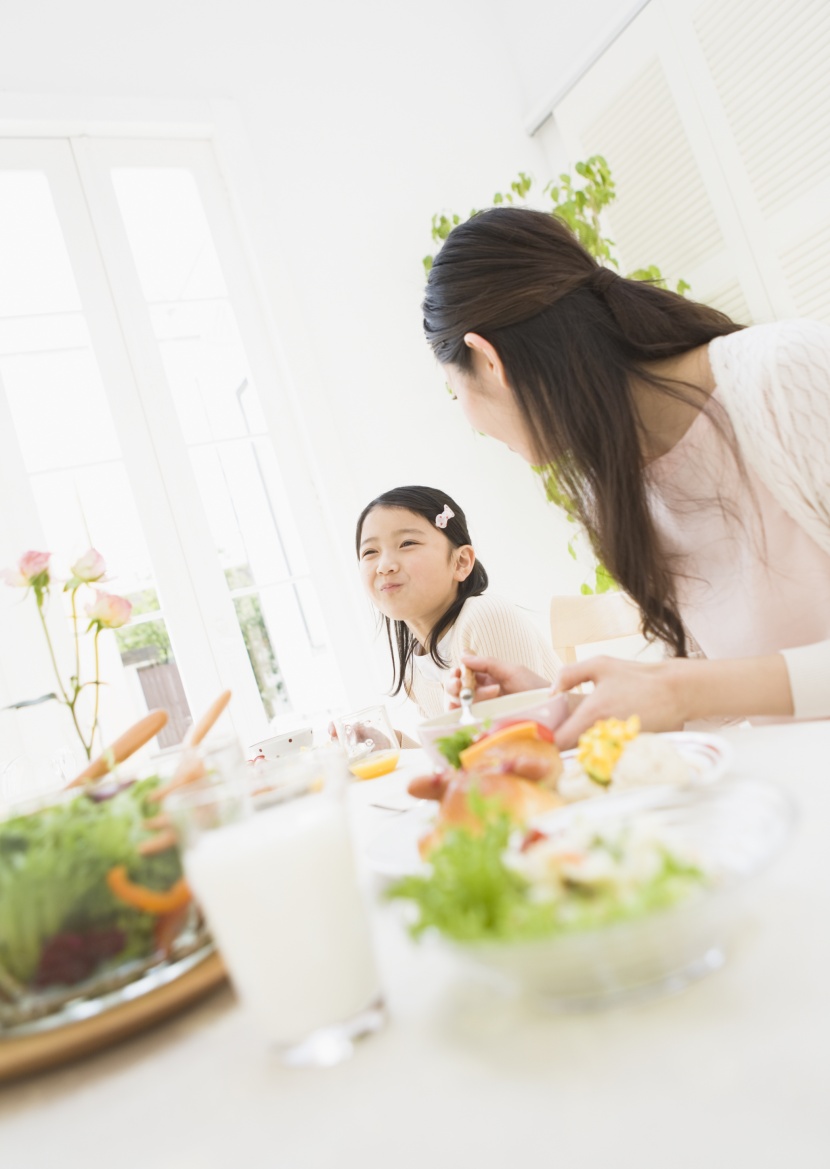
[{"xmin": 0, "ymin": 136, "xmax": 346, "ymax": 761}]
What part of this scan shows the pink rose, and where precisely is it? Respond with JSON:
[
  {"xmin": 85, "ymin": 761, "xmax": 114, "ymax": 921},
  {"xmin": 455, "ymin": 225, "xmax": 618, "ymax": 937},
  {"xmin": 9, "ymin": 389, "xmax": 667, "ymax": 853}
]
[
  {"xmin": 69, "ymin": 548, "xmax": 107, "ymax": 584},
  {"xmin": 1, "ymin": 550, "xmax": 51, "ymax": 588},
  {"xmin": 86, "ymin": 590, "xmax": 132, "ymax": 630}
]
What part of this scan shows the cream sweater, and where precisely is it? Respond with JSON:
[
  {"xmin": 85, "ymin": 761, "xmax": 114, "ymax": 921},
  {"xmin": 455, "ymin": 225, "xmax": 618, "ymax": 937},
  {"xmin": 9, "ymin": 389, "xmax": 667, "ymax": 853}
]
[
  {"xmin": 708, "ymin": 319, "xmax": 830, "ymax": 718},
  {"xmin": 406, "ymin": 594, "xmax": 561, "ymax": 720}
]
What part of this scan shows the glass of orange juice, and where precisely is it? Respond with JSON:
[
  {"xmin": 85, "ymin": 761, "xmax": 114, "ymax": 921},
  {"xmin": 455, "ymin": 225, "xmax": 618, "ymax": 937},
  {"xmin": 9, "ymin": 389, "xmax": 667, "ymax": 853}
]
[{"xmin": 333, "ymin": 705, "xmax": 400, "ymax": 780}]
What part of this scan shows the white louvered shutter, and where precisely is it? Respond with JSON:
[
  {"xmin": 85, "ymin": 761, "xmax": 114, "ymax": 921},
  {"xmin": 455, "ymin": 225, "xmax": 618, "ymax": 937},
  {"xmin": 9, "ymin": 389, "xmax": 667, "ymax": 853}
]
[{"xmin": 537, "ymin": 0, "xmax": 830, "ymax": 326}]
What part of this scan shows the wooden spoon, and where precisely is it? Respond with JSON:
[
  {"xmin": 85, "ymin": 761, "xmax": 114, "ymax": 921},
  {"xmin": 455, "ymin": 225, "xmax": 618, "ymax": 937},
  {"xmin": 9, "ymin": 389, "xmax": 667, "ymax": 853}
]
[
  {"xmin": 151, "ymin": 690, "xmax": 233, "ymax": 805},
  {"xmin": 184, "ymin": 689, "xmax": 232, "ymax": 749},
  {"xmin": 67, "ymin": 709, "xmax": 169, "ymax": 788}
]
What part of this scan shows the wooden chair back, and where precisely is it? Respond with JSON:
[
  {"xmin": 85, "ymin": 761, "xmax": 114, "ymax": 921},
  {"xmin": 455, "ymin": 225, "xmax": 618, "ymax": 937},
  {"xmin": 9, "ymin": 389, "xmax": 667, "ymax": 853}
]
[{"xmin": 550, "ymin": 592, "xmax": 642, "ymax": 665}]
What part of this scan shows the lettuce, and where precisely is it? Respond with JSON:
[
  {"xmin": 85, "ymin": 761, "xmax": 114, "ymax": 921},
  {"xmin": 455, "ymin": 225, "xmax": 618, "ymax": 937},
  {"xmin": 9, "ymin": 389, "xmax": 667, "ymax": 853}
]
[
  {"xmin": 0, "ymin": 778, "xmax": 182, "ymax": 985},
  {"xmin": 434, "ymin": 727, "xmax": 479, "ymax": 769},
  {"xmin": 388, "ymin": 813, "xmax": 706, "ymax": 944}
]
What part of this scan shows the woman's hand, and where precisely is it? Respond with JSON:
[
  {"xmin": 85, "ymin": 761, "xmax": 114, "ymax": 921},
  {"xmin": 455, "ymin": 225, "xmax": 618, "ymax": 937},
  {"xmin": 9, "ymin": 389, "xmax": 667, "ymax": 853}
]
[
  {"xmin": 553, "ymin": 651, "xmax": 793, "ymax": 748},
  {"xmin": 552, "ymin": 656, "xmax": 686, "ymax": 749},
  {"xmin": 445, "ymin": 655, "xmax": 553, "ymax": 707}
]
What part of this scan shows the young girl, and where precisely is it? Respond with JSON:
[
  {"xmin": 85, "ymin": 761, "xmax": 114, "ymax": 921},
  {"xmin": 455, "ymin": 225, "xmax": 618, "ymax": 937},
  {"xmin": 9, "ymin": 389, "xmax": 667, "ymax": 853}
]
[
  {"xmin": 422, "ymin": 207, "xmax": 830, "ymax": 747},
  {"xmin": 356, "ymin": 485, "xmax": 560, "ymax": 719}
]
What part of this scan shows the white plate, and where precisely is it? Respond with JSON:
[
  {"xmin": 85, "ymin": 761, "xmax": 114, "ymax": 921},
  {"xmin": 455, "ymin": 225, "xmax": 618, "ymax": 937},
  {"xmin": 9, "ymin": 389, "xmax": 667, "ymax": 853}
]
[
  {"xmin": 561, "ymin": 730, "xmax": 732, "ymax": 785},
  {"xmin": 363, "ymin": 731, "xmax": 732, "ymax": 879}
]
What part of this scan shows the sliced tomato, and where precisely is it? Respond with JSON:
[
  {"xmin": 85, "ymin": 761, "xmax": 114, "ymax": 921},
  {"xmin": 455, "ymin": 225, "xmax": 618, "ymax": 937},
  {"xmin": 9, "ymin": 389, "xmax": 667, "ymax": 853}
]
[{"xmin": 520, "ymin": 828, "xmax": 548, "ymax": 852}]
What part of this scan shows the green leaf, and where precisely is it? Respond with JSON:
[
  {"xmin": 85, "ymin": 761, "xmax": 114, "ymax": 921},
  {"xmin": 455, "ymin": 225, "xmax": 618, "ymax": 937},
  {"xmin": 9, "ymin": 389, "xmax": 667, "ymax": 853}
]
[
  {"xmin": 434, "ymin": 726, "xmax": 480, "ymax": 769},
  {"xmin": 594, "ymin": 563, "xmax": 618, "ymax": 594},
  {"xmin": 386, "ymin": 802, "xmax": 706, "ymax": 944}
]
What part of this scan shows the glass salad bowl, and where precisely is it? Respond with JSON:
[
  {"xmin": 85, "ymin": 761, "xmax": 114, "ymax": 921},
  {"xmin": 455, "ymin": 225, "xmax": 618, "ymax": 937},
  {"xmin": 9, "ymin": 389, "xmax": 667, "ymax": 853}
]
[
  {"xmin": 389, "ymin": 776, "xmax": 795, "ymax": 1011},
  {"xmin": 0, "ymin": 771, "xmax": 209, "ymax": 1031}
]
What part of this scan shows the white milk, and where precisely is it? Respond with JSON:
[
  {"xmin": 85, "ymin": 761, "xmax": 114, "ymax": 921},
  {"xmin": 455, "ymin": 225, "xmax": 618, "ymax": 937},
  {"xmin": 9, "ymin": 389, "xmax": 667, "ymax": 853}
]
[{"xmin": 184, "ymin": 793, "xmax": 380, "ymax": 1045}]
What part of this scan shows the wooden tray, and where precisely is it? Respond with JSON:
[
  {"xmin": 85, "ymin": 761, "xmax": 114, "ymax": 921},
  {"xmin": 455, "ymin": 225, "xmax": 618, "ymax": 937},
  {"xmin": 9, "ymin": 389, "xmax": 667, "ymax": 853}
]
[{"xmin": 0, "ymin": 950, "xmax": 226, "ymax": 1083}]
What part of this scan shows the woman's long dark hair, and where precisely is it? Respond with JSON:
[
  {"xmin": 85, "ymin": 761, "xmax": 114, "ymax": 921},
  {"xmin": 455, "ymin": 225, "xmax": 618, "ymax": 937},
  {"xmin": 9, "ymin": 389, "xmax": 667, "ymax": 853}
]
[
  {"xmin": 355, "ymin": 486, "xmax": 488, "ymax": 695},
  {"xmin": 422, "ymin": 207, "xmax": 743, "ymax": 656}
]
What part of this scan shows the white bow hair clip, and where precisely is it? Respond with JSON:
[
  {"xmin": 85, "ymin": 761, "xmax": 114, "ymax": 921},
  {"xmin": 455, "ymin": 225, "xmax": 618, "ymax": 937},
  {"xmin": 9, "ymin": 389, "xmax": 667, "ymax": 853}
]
[{"xmin": 435, "ymin": 504, "xmax": 455, "ymax": 529}]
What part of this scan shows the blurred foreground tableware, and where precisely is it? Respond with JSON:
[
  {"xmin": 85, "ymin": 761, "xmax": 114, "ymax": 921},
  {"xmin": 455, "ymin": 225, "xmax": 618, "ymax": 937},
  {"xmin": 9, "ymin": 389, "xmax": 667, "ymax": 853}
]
[
  {"xmin": 0, "ymin": 949, "xmax": 224, "ymax": 1082},
  {"xmin": 333, "ymin": 704, "xmax": 400, "ymax": 780},
  {"xmin": 0, "ymin": 769, "xmax": 209, "ymax": 1035},
  {"xmin": 388, "ymin": 777, "xmax": 794, "ymax": 1011},
  {"xmin": 166, "ymin": 746, "xmax": 384, "ymax": 1067},
  {"xmin": 248, "ymin": 726, "xmax": 313, "ymax": 762}
]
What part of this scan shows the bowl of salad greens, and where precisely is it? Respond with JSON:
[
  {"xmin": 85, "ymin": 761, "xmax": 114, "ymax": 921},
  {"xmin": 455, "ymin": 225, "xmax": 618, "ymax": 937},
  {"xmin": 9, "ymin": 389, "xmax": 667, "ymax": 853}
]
[
  {"xmin": 0, "ymin": 774, "xmax": 205, "ymax": 1028},
  {"xmin": 388, "ymin": 777, "xmax": 794, "ymax": 1010}
]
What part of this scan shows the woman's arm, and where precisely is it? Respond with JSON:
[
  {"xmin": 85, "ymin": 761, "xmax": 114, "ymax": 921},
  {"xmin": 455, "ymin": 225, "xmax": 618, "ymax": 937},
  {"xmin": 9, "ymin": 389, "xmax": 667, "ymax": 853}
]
[
  {"xmin": 455, "ymin": 640, "xmax": 830, "ymax": 749},
  {"xmin": 552, "ymin": 652, "xmax": 794, "ymax": 748}
]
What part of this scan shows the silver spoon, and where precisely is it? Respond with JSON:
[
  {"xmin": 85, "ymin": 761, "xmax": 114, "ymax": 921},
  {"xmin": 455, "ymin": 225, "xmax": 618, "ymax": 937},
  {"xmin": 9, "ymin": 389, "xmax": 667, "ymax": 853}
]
[{"xmin": 458, "ymin": 686, "xmax": 477, "ymax": 727}]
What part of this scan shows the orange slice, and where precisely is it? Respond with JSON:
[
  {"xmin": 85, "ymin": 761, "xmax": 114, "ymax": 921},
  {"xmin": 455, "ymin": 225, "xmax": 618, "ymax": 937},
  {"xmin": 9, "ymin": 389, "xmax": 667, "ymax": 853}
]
[
  {"xmin": 349, "ymin": 750, "xmax": 400, "ymax": 780},
  {"xmin": 459, "ymin": 721, "xmax": 542, "ymax": 770}
]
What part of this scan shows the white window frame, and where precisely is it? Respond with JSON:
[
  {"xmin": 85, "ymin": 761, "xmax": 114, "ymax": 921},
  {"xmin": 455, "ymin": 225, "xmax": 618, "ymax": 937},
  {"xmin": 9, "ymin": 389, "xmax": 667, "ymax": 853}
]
[{"xmin": 0, "ymin": 96, "xmax": 376, "ymax": 753}]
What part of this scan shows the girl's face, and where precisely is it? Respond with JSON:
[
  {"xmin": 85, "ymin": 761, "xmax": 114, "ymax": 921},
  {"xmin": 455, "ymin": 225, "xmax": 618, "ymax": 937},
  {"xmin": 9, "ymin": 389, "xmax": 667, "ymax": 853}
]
[
  {"xmin": 443, "ymin": 343, "xmax": 538, "ymax": 463},
  {"xmin": 358, "ymin": 506, "xmax": 474, "ymax": 632}
]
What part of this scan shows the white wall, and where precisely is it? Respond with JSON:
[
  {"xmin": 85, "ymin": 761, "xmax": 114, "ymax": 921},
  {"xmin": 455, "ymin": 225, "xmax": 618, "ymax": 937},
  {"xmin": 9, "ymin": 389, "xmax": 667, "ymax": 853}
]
[
  {"xmin": 490, "ymin": 0, "xmax": 651, "ymax": 120},
  {"xmin": 0, "ymin": 0, "xmax": 636, "ymax": 727}
]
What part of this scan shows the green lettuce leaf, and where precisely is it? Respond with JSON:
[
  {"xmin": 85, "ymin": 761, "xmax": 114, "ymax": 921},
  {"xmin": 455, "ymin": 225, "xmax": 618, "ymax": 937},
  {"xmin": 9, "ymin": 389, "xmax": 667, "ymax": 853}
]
[
  {"xmin": 433, "ymin": 727, "xmax": 479, "ymax": 769},
  {"xmin": 0, "ymin": 778, "xmax": 182, "ymax": 984}
]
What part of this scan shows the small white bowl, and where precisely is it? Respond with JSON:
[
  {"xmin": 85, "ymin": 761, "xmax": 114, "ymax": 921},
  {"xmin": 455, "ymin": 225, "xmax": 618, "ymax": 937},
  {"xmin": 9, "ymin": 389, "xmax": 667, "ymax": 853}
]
[
  {"xmin": 417, "ymin": 688, "xmax": 569, "ymax": 770},
  {"xmin": 248, "ymin": 727, "xmax": 313, "ymax": 762}
]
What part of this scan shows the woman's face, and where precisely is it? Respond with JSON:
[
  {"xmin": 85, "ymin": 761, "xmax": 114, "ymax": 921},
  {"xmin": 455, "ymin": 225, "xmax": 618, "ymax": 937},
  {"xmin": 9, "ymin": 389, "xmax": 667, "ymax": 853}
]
[
  {"xmin": 443, "ymin": 343, "xmax": 538, "ymax": 463},
  {"xmin": 358, "ymin": 506, "xmax": 473, "ymax": 629}
]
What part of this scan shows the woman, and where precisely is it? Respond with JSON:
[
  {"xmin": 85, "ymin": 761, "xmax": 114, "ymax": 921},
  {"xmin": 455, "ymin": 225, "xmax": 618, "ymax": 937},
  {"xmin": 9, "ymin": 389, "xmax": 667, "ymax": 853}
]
[
  {"xmin": 422, "ymin": 207, "xmax": 830, "ymax": 747},
  {"xmin": 356, "ymin": 485, "xmax": 559, "ymax": 719}
]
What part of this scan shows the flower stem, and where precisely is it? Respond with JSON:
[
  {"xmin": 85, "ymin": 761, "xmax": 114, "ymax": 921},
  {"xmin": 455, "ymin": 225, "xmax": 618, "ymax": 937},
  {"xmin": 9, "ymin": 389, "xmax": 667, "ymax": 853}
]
[
  {"xmin": 36, "ymin": 595, "xmax": 90, "ymax": 757},
  {"xmin": 90, "ymin": 626, "xmax": 102, "ymax": 757},
  {"xmin": 71, "ymin": 585, "xmax": 80, "ymax": 686},
  {"xmin": 36, "ymin": 597, "xmax": 70, "ymax": 705}
]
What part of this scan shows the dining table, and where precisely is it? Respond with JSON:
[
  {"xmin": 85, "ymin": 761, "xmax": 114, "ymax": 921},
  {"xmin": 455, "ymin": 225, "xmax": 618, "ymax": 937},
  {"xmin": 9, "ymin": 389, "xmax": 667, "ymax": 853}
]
[{"xmin": 0, "ymin": 721, "xmax": 828, "ymax": 1169}]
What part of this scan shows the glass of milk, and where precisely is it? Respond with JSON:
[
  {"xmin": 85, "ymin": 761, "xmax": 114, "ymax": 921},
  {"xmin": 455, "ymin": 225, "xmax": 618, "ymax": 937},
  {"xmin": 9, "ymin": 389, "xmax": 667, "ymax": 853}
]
[{"xmin": 167, "ymin": 746, "xmax": 384, "ymax": 1067}]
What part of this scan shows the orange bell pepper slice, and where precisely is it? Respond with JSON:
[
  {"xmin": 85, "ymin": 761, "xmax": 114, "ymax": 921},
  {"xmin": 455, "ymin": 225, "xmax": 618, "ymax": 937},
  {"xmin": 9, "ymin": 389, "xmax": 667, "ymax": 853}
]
[
  {"xmin": 459, "ymin": 720, "xmax": 544, "ymax": 770},
  {"xmin": 106, "ymin": 865, "xmax": 191, "ymax": 916}
]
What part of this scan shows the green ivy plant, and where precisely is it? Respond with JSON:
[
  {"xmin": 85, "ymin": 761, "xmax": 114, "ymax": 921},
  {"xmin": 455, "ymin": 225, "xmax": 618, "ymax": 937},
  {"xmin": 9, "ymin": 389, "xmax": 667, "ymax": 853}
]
[{"xmin": 424, "ymin": 156, "xmax": 689, "ymax": 594}]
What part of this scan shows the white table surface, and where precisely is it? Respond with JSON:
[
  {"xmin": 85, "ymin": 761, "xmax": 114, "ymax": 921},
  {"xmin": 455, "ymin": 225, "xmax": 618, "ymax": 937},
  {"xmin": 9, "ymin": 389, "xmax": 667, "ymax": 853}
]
[{"xmin": 1, "ymin": 724, "xmax": 829, "ymax": 1169}]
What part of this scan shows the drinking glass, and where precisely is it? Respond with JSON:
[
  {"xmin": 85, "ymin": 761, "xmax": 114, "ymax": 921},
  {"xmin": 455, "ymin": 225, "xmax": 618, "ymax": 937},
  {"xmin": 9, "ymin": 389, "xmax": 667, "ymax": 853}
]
[
  {"xmin": 332, "ymin": 704, "xmax": 400, "ymax": 780},
  {"xmin": 166, "ymin": 745, "xmax": 384, "ymax": 1067}
]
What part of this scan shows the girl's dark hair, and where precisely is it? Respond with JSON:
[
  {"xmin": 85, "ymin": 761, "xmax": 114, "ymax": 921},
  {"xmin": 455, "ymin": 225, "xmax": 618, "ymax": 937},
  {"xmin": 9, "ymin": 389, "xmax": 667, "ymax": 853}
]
[
  {"xmin": 423, "ymin": 207, "xmax": 743, "ymax": 656},
  {"xmin": 355, "ymin": 485, "xmax": 488, "ymax": 695}
]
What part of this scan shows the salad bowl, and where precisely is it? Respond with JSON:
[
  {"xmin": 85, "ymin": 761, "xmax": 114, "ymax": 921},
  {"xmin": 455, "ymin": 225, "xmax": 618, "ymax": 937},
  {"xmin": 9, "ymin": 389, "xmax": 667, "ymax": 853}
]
[
  {"xmin": 0, "ymin": 771, "xmax": 207, "ymax": 1031},
  {"xmin": 389, "ymin": 777, "xmax": 794, "ymax": 1011}
]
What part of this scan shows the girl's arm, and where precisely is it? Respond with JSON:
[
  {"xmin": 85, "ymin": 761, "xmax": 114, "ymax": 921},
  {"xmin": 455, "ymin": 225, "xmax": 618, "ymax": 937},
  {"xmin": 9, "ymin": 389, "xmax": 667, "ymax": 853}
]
[
  {"xmin": 452, "ymin": 596, "xmax": 560, "ymax": 682},
  {"xmin": 444, "ymin": 596, "xmax": 559, "ymax": 707}
]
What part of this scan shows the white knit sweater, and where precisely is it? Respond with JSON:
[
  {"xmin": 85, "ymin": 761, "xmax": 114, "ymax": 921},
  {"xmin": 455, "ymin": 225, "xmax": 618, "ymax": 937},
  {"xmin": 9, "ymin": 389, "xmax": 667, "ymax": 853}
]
[
  {"xmin": 406, "ymin": 594, "xmax": 561, "ymax": 720},
  {"xmin": 709, "ymin": 319, "xmax": 830, "ymax": 717}
]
